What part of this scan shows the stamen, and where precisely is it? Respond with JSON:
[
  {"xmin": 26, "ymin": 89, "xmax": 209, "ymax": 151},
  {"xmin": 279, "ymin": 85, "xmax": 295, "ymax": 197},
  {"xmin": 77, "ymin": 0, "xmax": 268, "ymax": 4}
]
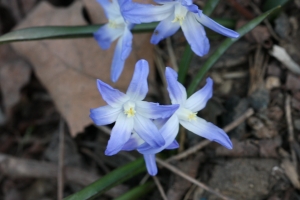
[
  {"xmin": 123, "ymin": 101, "xmax": 136, "ymax": 117},
  {"xmin": 187, "ymin": 112, "xmax": 197, "ymax": 121},
  {"xmin": 172, "ymin": 16, "xmax": 185, "ymax": 25}
]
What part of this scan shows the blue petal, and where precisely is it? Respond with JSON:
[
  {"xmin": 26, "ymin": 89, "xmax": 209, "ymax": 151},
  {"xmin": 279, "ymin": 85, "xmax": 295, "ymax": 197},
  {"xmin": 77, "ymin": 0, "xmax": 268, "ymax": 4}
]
[
  {"xmin": 165, "ymin": 67, "xmax": 187, "ymax": 105},
  {"xmin": 97, "ymin": 79, "xmax": 129, "ymax": 107},
  {"xmin": 165, "ymin": 140, "xmax": 179, "ymax": 149},
  {"xmin": 181, "ymin": 12, "xmax": 210, "ymax": 57},
  {"xmin": 134, "ymin": 114, "xmax": 165, "ymax": 148},
  {"xmin": 126, "ymin": 59, "xmax": 149, "ymax": 101},
  {"xmin": 121, "ymin": 132, "xmax": 145, "ymax": 151},
  {"xmin": 150, "ymin": 13, "xmax": 180, "ymax": 44},
  {"xmin": 94, "ymin": 24, "xmax": 123, "ymax": 50},
  {"xmin": 181, "ymin": 1, "xmax": 198, "ymax": 13},
  {"xmin": 136, "ymin": 101, "xmax": 179, "ymax": 119},
  {"xmin": 153, "ymin": 118, "xmax": 169, "ymax": 129},
  {"xmin": 121, "ymin": 27, "xmax": 133, "ymax": 60},
  {"xmin": 197, "ymin": 11, "xmax": 240, "ymax": 38},
  {"xmin": 90, "ymin": 105, "xmax": 121, "ymax": 126},
  {"xmin": 143, "ymin": 154, "xmax": 158, "ymax": 176},
  {"xmin": 180, "ymin": 117, "xmax": 233, "ymax": 149},
  {"xmin": 121, "ymin": 2, "xmax": 173, "ymax": 24},
  {"xmin": 138, "ymin": 115, "xmax": 179, "ymax": 154},
  {"xmin": 105, "ymin": 113, "xmax": 134, "ymax": 155},
  {"xmin": 96, "ymin": 0, "xmax": 121, "ymax": 20},
  {"xmin": 185, "ymin": 77, "xmax": 213, "ymax": 112},
  {"xmin": 111, "ymin": 36, "xmax": 125, "ymax": 82}
]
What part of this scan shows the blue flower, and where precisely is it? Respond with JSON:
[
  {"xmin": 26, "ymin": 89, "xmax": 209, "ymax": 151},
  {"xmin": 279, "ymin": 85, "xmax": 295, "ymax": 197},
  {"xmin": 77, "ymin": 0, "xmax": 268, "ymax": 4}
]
[
  {"xmin": 121, "ymin": 116, "xmax": 180, "ymax": 176},
  {"xmin": 90, "ymin": 59, "xmax": 179, "ymax": 156},
  {"xmin": 138, "ymin": 67, "xmax": 232, "ymax": 156},
  {"xmin": 121, "ymin": 0, "xmax": 240, "ymax": 56},
  {"xmin": 94, "ymin": 0, "xmax": 134, "ymax": 82}
]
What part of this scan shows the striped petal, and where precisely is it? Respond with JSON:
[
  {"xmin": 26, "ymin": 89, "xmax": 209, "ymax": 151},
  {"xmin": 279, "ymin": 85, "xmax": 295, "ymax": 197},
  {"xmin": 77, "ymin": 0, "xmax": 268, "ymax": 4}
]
[
  {"xmin": 180, "ymin": 117, "xmax": 233, "ymax": 149},
  {"xmin": 181, "ymin": 12, "xmax": 209, "ymax": 57},
  {"xmin": 143, "ymin": 154, "xmax": 158, "ymax": 176},
  {"xmin": 105, "ymin": 113, "xmax": 134, "ymax": 155},
  {"xmin": 185, "ymin": 77, "xmax": 213, "ymax": 112},
  {"xmin": 97, "ymin": 79, "xmax": 129, "ymax": 107},
  {"xmin": 136, "ymin": 101, "xmax": 179, "ymax": 119},
  {"xmin": 126, "ymin": 59, "xmax": 149, "ymax": 101},
  {"xmin": 90, "ymin": 105, "xmax": 121, "ymax": 126}
]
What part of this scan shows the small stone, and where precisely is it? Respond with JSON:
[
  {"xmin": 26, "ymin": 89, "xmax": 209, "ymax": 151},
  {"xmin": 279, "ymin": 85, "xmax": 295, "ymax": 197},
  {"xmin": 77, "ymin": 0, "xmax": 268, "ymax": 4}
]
[{"xmin": 265, "ymin": 76, "xmax": 281, "ymax": 90}]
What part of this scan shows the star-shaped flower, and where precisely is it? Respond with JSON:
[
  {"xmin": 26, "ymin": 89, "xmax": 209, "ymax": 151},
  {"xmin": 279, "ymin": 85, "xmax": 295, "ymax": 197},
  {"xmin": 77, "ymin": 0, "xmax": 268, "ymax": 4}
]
[
  {"xmin": 94, "ymin": 0, "xmax": 134, "ymax": 82},
  {"xmin": 138, "ymin": 67, "xmax": 232, "ymax": 155},
  {"xmin": 121, "ymin": 0, "xmax": 240, "ymax": 56},
  {"xmin": 90, "ymin": 60, "xmax": 179, "ymax": 155}
]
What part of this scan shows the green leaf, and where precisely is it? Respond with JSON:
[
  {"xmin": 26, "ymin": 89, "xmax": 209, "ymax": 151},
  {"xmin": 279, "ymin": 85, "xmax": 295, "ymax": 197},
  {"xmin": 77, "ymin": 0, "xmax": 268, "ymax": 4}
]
[
  {"xmin": 177, "ymin": 0, "xmax": 220, "ymax": 84},
  {"xmin": 187, "ymin": 6, "xmax": 281, "ymax": 96},
  {"xmin": 64, "ymin": 158, "xmax": 146, "ymax": 200},
  {"xmin": 263, "ymin": 0, "xmax": 290, "ymax": 11},
  {"xmin": 114, "ymin": 182, "xmax": 155, "ymax": 200},
  {"xmin": 203, "ymin": 0, "xmax": 220, "ymax": 16},
  {"xmin": 0, "ymin": 22, "xmax": 159, "ymax": 45}
]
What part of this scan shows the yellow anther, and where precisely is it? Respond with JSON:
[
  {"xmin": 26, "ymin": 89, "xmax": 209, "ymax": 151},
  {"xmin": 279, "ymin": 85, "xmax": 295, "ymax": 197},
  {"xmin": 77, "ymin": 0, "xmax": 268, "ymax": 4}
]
[
  {"xmin": 172, "ymin": 16, "xmax": 185, "ymax": 25},
  {"xmin": 123, "ymin": 101, "xmax": 136, "ymax": 118},
  {"xmin": 108, "ymin": 20, "xmax": 119, "ymax": 28},
  {"xmin": 188, "ymin": 112, "xmax": 197, "ymax": 121},
  {"xmin": 124, "ymin": 107, "xmax": 136, "ymax": 117}
]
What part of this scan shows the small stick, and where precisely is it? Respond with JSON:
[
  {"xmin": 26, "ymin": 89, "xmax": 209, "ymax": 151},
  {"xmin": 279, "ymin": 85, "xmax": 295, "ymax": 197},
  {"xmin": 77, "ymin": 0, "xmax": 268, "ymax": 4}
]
[
  {"xmin": 178, "ymin": 126, "xmax": 186, "ymax": 153},
  {"xmin": 81, "ymin": 148, "xmax": 110, "ymax": 173},
  {"xmin": 285, "ymin": 95, "xmax": 297, "ymax": 168},
  {"xmin": 152, "ymin": 176, "xmax": 168, "ymax": 200},
  {"xmin": 58, "ymin": 118, "xmax": 64, "ymax": 200},
  {"xmin": 156, "ymin": 158, "xmax": 233, "ymax": 200},
  {"xmin": 166, "ymin": 37, "xmax": 178, "ymax": 72},
  {"xmin": 166, "ymin": 108, "xmax": 254, "ymax": 162}
]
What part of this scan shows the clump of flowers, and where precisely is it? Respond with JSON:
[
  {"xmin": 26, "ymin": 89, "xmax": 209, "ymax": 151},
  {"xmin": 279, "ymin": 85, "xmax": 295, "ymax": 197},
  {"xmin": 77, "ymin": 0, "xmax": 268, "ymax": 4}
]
[{"xmin": 91, "ymin": 0, "xmax": 238, "ymax": 175}]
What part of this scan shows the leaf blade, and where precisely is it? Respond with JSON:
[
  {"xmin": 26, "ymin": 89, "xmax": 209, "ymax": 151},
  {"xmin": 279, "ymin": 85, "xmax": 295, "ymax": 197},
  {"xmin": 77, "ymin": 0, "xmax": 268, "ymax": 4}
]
[
  {"xmin": 187, "ymin": 6, "xmax": 281, "ymax": 96},
  {"xmin": 64, "ymin": 158, "xmax": 146, "ymax": 200}
]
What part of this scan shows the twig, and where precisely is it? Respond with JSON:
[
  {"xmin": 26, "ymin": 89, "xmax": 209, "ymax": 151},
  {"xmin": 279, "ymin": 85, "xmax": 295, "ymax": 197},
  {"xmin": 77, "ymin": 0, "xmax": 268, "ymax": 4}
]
[
  {"xmin": 0, "ymin": 153, "xmax": 128, "ymax": 198},
  {"xmin": 81, "ymin": 148, "xmax": 110, "ymax": 173},
  {"xmin": 152, "ymin": 176, "xmax": 168, "ymax": 200},
  {"xmin": 166, "ymin": 37, "xmax": 178, "ymax": 72},
  {"xmin": 166, "ymin": 108, "xmax": 254, "ymax": 162},
  {"xmin": 139, "ymin": 174, "xmax": 150, "ymax": 185},
  {"xmin": 178, "ymin": 126, "xmax": 185, "ymax": 153},
  {"xmin": 154, "ymin": 46, "xmax": 170, "ymax": 104},
  {"xmin": 156, "ymin": 158, "xmax": 233, "ymax": 200},
  {"xmin": 285, "ymin": 95, "xmax": 297, "ymax": 168},
  {"xmin": 58, "ymin": 118, "xmax": 64, "ymax": 200}
]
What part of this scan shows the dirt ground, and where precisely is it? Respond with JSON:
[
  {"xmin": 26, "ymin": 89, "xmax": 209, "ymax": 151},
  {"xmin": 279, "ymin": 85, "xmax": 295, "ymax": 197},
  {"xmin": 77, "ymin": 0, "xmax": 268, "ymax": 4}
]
[{"xmin": 1, "ymin": 0, "xmax": 300, "ymax": 200}]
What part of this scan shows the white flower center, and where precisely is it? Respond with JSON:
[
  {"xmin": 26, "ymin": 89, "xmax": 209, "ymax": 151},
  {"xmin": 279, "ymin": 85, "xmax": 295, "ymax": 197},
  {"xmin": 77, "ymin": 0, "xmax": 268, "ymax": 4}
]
[
  {"xmin": 108, "ymin": 17, "xmax": 125, "ymax": 28},
  {"xmin": 177, "ymin": 107, "xmax": 197, "ymax": 121},
  {"xmin": 172, "ymin": 3, "xmax": 188, "ymax": 25},
  {"xmin": 123, "ymin": 101, "xmax": 136, "ymax": 117},
  {"xmin": 187, "ymin": 112, "xmax": 197, "ymax": 121}
]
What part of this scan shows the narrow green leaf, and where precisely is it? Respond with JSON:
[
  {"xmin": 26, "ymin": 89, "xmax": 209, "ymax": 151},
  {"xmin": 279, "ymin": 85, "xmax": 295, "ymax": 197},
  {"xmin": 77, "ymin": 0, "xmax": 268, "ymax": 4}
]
[
  {"xmin": 263, "ymin": 0, "xmax": 289, "ymax": 11},
  {"xmin": 187, "ymin": 6, "xmax": 280, "ymax": 96},
  {"xmin": 114, "ymin": 182, "xmax": 155, "ymax": 200},
  {"xmin": 178, "ymin": 44, "xmax": 193, "ymax": 83},
  {"xmin": 0, "ymin": 22, "xmax": 158, "ymax": 44},
  {"xmin": 203, "ymin": 0, "xmax": 220, "ymax": 16},
  {"xmin": 177, "ymin": 0, "xmax": 220, "ymax": 84},
  {"xmin": 64, "ymin": 158, "xmax": 146, "ymax": 200}
]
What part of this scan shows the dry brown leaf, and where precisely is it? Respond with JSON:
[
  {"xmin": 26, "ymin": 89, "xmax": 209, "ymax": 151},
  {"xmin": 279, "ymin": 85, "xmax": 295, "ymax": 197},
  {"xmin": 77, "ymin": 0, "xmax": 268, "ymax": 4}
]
[
  {"xmin": 11, "ymin": 1, "xmax": 155, "ymax": 136},
  {"xmin": 0, "ymin": 45, "xmax": 31, "ymax": 116}
]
